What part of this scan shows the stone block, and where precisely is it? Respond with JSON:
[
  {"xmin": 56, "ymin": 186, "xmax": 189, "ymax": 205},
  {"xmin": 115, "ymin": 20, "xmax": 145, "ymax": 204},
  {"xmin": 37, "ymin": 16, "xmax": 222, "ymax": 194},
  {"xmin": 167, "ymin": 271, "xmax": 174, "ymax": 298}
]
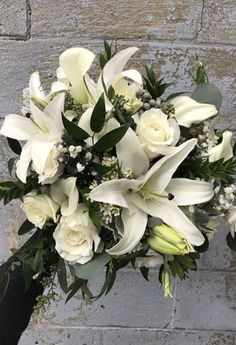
[
  {"xmin": 173, "ymin": 271, "xmax": 236, "ymax": 331},
  {"xmin": 30, "ymin": 0, "xmax": 203, "ymax": 41},
  {"xmin": 0, "ymin": 0, "xmax": 28, "ymax": 39}
]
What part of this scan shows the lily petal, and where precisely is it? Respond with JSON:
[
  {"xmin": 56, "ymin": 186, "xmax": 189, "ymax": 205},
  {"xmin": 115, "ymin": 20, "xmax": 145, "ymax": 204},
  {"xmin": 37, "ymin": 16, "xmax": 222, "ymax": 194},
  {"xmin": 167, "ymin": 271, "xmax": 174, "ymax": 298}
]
[
  {"xmin": 0, "ymin": 114, "xmax": 38, "ymax": 140},
  {"xmin": 116, "ymin": 128, "xmax": 149, "ymax": 178},
  {"xmin": 51, "ymin": 177, "xmax": 79, "ymax": 216},
  {"xmin": 128, "ymin": 192, "xmax": 204, "ymax": 246},
  {"xmin": 16, "ymin": 141, "xmax": 32, "ymax": 183},
  {"xmin": 98, "ymin": 47, "xmax": 139, "ymax": 89},
  {"xmin": 31, "ymin": 141, "xmax": 56, "ymax": 175},
  {"xmin": 166, "ymin": 178, "xmax": 214, "ymax": 206},
  {"xmin": 90, "ymin": 179, "xmax": 140, "ymax": 208},
  {"xmin": 208, "ymin": 130, "xmax": 233, "ymax": 162},
  {"xmin": 59, "ymin": 47, "xmax": 95, "ymax": 103},
  {"xmin": 29, "ymin": 72, "xmax": 47, "ymax": 100},
  {"xmin": 171, "ymin": 96, "xmax": 218, "ymax": 128},
  {"xmin": 143, "ymin": 138, "xmax": 197, "ymax": 193},
  {"xmin": 107, "ymin": 204, "xmax": 148, "ymax": 255}
]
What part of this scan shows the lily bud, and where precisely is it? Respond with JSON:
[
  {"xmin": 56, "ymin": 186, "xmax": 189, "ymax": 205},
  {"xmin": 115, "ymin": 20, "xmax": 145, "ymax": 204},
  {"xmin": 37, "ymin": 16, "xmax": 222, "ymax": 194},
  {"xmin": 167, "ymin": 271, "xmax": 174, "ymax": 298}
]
[
  {"xmin": 148, "ymin": 224, "xmax": 195, "ymax": 255},
  {"xmin": 161, "ymin": 268, "xmax": 173, "ymax": 297}
]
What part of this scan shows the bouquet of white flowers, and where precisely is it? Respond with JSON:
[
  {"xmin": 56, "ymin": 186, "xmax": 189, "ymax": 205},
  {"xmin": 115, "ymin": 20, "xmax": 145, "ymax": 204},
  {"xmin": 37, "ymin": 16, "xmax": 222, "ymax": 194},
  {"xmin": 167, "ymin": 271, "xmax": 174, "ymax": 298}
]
[{"xmin": 0, "ymin": 41, "xmax": 235, "ymax": 312}]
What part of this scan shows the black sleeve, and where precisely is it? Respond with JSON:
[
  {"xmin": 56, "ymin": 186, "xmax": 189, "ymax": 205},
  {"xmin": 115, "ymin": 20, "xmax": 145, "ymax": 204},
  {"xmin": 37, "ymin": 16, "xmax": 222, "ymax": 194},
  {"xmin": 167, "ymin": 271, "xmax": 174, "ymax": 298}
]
[{"xmin": 0, "ymin": 235, "xmax": 44, "ymax": 345}]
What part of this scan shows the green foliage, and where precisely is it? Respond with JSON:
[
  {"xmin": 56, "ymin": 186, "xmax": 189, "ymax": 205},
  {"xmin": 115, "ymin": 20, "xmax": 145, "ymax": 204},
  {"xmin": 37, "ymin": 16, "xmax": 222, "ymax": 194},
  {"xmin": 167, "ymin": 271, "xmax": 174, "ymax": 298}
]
[
  {"xmin": 75, "ymin": 253, "xmax": 111, "ymax": 280},
  {"xmin": 140, "ymin": 266, "xmax": 149, "ymax": 281},
  {"xmin": 7, "ymin": 137, "xmax": 22, "ymax": 155},
  {"xmin": 193, "ymin": 59, "xmax": 208, "ymax": 85},
  {"xmin": 0, "ymin": 178, "xmax": 37, "ymax": 205},
  {"xmin": 144, "ymin": 66, "xmax": 173, "ymax": 99},
  {"xmin": 179, "ymin": 157, "xmax": 236, "ymax": 183},
  {"xmin": 57, "ymin": 258, "xmax": 68, "ymax": 293},
  {"xmin": 18, "ymin": 219, "xmax": 35, "ymax": 235},
  {"xmin": 62, "ymin": 112, "xmax": 90, "ymax": 140},
  {"xmin": 93, "ymin": 124, "xmax": 129, "ymax": 151},
  {"xmin": 90, "ymin": 93, "xmax": 106, "ymax": 132},
  {"xmin": 191, "ymin": 82, "xmax": 223, "ymax": 110},
  {"xmin": 99, "ymin": 40, "xmax": 118, "ymax": 69},
  {"xmin": 169, "ymin": 254, "xmax": 197, "ymax": 280},
  {"xmin": 226, "ymin": 232, "xmax": 236, "ymax": 252}
]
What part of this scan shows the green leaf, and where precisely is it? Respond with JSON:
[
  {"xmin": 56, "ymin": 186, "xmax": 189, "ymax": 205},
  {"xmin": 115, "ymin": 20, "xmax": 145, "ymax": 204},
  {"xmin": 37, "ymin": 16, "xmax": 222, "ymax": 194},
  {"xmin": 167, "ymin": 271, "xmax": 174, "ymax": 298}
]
[
  {"xmin": 93, "ymin": 124, "xmax": 129, "ymax": 151},
  {"xmin": 226, "ymin": 232, "xmax": 236, "ymax": 252},
  {"xmin": 0, "ymin": 272, "xmax": 10, "ymax": 302},
  {"xmin": 33, "ymin": 249, "xmax": 44, "ymax": 272},
  {"xmin": 62, "ymin": 113, "xmax": 90, "ymax": 140},
  {"xmin": 194, "ymin": 233, "xmax": 209, "ymax": 253},
  {"xmin": 75, "ymin": 252, "xmax": 111, "ymax": 280},
  {"xmin": 66, "ymin": 278, "xmax": 84, "ymax": 303},
  {"xmin": 18, "ymin": 219, "xmax": 35, "ymax": 235},
  {"xmin": 166, "ymin": 92, "xmax": 186, "ymax": 101},
  {"xmin": 89, "ymin": 209, "xmax": 101, "ymax": 229},
  {"xmin": 191, "ymin": 82, "xmax": 223, "ymax": 110},
  {"xmin": 140, "ymin": 266, "xmax": 149, "ymax": 281},
  {"xmin": 7, "ymin": 137, "xmax": 22, "ymax": 155},
  {"xmin": 90, "ymin": 93, "xmax": 106, "ymax": 133},
  {"xmin": 57, "ymin": 258, "xmax": 68, "ymax": 293},
  {"xmin": 8, "ymin": 157, "xmax": 17, "ymax": 176}
]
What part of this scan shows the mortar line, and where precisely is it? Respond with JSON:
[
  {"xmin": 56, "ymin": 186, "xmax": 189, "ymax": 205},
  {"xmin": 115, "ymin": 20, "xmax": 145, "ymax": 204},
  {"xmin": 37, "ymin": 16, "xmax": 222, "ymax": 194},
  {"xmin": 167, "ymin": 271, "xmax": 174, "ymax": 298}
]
[{"xmin": 28, "ymin": 324, "xmax": 236, "ymax": 334}]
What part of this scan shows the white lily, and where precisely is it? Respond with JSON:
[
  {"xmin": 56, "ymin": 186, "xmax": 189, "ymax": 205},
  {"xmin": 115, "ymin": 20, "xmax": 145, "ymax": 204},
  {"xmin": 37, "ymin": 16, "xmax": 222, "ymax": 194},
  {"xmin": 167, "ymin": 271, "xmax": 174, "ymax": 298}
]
[
  {"xmin": 0, "ymin": 93, "xmax": 65, "ymax": 183},
  {"xmin": 88, "ymin": 47, "xmax": 143, "ymax": 110},
  {"xmin": 90, "ymin": 138, "xmax": 214, "ymax": 255},
  {"xmin": 54, "ymin": 46, "xmax": 142, "ymax": 111},
  {"xmin": 171, "ymin": 96, "xmax": 218, "ymax": 128},
  {"xmin": 208, "ymin": 130, "xmax": 233, "ymax": 162},
  {"xmin": 50, "ymin": 177, "xmax": 79, "ymax": 217},
  {"xmin": 55, "ymin": 47, "xmax": 96, "ymax": 104}
]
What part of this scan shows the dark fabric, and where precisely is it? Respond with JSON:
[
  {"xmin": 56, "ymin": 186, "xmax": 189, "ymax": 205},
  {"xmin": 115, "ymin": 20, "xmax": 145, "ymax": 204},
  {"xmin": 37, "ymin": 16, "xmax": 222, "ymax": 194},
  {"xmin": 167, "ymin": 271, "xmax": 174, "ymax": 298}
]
[{"xmin": 0, "ymin": 235, "xmax": 44, "ymax": 345}]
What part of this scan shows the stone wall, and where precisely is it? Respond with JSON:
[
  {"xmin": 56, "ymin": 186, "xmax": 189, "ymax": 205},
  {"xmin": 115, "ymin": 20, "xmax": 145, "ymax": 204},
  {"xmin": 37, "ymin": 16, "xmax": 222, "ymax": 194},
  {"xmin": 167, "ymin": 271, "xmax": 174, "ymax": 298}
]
[{"xmin": 0, "ymin": 1, "xmax": 236, "ymax": 344}]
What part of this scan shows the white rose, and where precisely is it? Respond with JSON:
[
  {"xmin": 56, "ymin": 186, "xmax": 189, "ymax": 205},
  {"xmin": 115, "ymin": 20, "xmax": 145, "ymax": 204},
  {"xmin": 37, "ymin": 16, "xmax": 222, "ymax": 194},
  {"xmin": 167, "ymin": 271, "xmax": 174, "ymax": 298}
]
[
  {"xmin": 136, "ymin": 109, "xmax": 180, "ymax": 158},
  {"xmin": 208, "ymin": 131, "xmax": 233, "ymax": 163},
  {"xmin": 21, "ymin": 192, "xmax": 59, "ymax": 229},
  {"xmin": 226, "ymin": 207, "xmax": 236, "ymax": 237},
  {"xmin": 32, "ymin": 143, "xmax": 64, "ymax": 184},
  {"xmin": 53, "ymin": 204, "xmax": 101, "ymax": 264},
  {"xmin": 50, "ymin": 177, "xmax": 79, "ymax": 216}
]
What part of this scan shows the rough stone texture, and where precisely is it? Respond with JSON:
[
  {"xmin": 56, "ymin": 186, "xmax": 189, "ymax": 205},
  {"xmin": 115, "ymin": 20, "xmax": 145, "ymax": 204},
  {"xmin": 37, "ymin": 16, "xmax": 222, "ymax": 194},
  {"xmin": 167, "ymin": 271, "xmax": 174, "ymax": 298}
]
[
  {"xmin": 30, "ymin": 0, "xmax": 203, "ymax": 41},
  {"xmin": 197, "ymin": 0, "xmax": 236, "ymax": 45},
  {"xmin": 174, "ymin": 271, "xmax": 236, "ymax": 331},
  {"xmin": 0, "ymin": 0, "xmax": 28, "ymax": 39},
  {"xmin": 0, "ymin": 0, "xmax": 236, "ymax": 344}
]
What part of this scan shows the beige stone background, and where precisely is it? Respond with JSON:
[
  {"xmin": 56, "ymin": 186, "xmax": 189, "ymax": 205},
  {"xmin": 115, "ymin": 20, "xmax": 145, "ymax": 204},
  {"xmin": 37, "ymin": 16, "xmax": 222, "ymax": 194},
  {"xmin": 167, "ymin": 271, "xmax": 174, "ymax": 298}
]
[{"xmin": 0, "ymin": 0, "xmax": 236, "ymax": 344}]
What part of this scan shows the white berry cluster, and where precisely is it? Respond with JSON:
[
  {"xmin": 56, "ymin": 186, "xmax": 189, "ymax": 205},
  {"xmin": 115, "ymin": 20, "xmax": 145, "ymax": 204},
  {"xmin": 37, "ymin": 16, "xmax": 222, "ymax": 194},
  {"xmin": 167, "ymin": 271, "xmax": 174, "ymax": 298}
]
[
  {"xmin": 197, "ymin": 121, "xmax": 218, "ymax": 157},
  {"xmin": 214, "ymin": 184, "xmax": 236, "ymax": 215}
]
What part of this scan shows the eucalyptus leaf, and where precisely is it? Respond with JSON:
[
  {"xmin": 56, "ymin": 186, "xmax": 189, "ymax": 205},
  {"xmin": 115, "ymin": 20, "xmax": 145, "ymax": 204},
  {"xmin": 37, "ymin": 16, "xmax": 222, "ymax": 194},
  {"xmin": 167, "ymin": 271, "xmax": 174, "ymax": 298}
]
[
  {"xmin": 191, "ymin": 82, "xmax": 223, "ymax": 110},
  {"xmin": 62, "ymin": 113, "xmax": 90, "ymax": 140},
  {"xmin": 7, "ymin": 137, "xmax": 22, "ymax": 155},
  {"xmin": 93, "ymin": 124, "xmax": 129, "ymax": 152},
  {"xmin": 90, "ymin": 93, "xmax": 106, "ymax": 133},
  {"xmin": 75, "ymin": 253, "xmax": 111, "ymax": 280}
]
